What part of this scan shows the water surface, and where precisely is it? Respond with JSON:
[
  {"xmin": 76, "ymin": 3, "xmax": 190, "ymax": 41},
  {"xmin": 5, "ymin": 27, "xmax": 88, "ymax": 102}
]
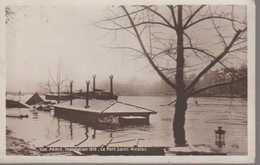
[{"xmin": 6, "ymin": 95, "xmax": 247, "ymax": 155}]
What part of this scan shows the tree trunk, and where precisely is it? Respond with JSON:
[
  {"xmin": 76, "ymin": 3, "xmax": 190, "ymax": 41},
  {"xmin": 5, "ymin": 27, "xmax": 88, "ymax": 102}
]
[
  {"xmin": 173, "ymin": 5, "xmax": 188, "ymax": 146},
  {"xmin": 58, "ymin": 85, "xmax": 60, "ymax": 103},
  {"xmin": 173, "ymin": 90, "xmax": 188, "ymax": 146}
]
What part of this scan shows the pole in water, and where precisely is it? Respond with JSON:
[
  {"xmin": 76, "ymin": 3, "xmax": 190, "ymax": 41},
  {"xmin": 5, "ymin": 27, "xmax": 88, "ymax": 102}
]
[
  {"xmin": 70, "ymin": 81, "xmax": 73, "ymax": 105},
  {"xmin": 85, "ymin": 80, "xmax": 90, "ymax": 108},
  {"xmin": 93, "ymin": 74, "xmax": 96, "ymax": 98},
  {"xmin": 109, "ymin": 75, "xmax": 113, "ymax": 97}
]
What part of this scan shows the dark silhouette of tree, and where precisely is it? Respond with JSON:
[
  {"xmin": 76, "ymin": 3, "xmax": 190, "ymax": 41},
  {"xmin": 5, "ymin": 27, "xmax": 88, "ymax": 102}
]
[{"xmin": 97, "ymin": 5, "xmax": 247, "ymax": 146}]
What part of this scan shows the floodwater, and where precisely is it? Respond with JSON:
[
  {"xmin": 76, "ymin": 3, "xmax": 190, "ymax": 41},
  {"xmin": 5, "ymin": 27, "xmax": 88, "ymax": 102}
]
[{"xmin": 6, "ymin": 95, "xmax": 247, "ymax": 155}]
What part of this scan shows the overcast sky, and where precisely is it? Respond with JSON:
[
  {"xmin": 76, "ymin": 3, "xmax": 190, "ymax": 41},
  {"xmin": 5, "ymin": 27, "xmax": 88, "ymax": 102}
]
[
  {"xmin": 6, "ymin": 5, "xmax": 247, "ymax": 93},
  {"xmin": 6, "ymin": 6, "xmax": 158, "ymax": 92}
]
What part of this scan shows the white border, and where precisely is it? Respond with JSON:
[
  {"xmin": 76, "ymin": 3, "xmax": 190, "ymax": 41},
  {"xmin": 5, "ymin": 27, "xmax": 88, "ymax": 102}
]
[{"xmin": 0, "ymin": 0, "xmax": 255, "ymax": 163}]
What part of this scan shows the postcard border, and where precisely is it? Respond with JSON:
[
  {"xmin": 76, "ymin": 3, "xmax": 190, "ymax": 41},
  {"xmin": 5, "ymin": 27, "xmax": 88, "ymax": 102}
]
[{"xmin": 0, "ymin": 0, "xmax": 255, "ymax": 163}]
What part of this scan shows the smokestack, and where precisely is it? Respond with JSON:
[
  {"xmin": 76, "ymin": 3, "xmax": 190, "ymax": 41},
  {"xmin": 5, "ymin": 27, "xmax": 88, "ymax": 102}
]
[
  {"xmin": 109, "ymin": 75, "xmax": 113, "ymax": 96},
  {"xmin": 70, "ymin": 81, "xmax": 73, "ymax": 105},
  {"xmin": 93, "ymin": 74, "xmax": 96, "ymax": 98},
  {"xmin": 85, "ymin": 80, "xmax": 90, "ymax": 108}
]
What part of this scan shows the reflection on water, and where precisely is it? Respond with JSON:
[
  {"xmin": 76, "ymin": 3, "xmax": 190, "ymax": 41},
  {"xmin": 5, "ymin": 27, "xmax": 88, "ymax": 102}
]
[
  {"xmin": 74, "ymin": 127, "xmax": 89, "ymax": 146},
  {"xmin": 6, "ymin": 95, "xmax": 247, "ymax": 155}
]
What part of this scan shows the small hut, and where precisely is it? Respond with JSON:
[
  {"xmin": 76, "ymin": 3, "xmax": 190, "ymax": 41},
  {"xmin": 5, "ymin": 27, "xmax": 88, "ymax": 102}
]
[{"xmin": 26, "ymin": 92, "xmax": 44, "ymax": 105}]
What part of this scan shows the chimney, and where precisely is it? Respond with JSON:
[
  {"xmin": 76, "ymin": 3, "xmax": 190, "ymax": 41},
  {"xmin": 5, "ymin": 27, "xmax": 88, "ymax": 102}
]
[
  {"xmin": 70, "ymin": 81, "xmax": 73, "ymax": 105},
  {"xmin": 109, "ymin": 75, "xmax": 113, "ymax": 96},
  {"xmin": 93, "ymin": 74, "xmax": 96, "ymax": 98},
  {"xmin": 85, "ymin": 80, "xmax": 90, "ymax": 108}
]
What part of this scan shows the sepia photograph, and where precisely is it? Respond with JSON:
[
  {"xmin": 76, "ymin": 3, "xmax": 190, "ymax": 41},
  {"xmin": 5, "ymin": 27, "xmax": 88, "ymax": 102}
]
[{"xmin": 0, "ymin": 0, "xmax": 255, "ymax": 163}]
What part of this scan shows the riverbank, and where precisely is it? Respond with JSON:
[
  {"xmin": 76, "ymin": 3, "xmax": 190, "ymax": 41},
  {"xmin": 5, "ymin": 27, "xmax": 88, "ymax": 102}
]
[{"xmin": 6, "ymin": 129, "xmax": 41, "ymax": 156}]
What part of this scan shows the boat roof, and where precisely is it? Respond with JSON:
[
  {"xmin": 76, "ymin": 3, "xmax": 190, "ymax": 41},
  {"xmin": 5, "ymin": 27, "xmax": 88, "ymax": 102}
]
[{"xmin": 53, "ymin": 99, "xmax": 156, "ymax": 115}]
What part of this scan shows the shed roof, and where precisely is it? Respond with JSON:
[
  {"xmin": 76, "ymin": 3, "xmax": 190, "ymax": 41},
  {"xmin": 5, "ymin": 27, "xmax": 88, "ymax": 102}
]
[
  {"xmin": 6, "ymin": 99, "xmax": 30, "ymax": 108},
  {"xmin": 26, "ymin": 92, "xmax": 44, "ymax": 105},
  {"xmin": 54, "ymin": 99, "xmax": 156, "ymax": 115}
]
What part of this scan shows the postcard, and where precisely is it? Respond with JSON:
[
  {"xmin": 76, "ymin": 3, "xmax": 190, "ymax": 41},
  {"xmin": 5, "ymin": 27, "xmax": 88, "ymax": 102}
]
[{"xmin": 0, "ymin": 0, "xmax": 255, "ymax": 163}]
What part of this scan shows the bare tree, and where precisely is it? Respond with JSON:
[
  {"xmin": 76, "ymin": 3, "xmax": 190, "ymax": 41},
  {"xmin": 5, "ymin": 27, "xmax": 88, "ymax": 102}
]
[
  {"xmin": 39, "ymin": 78, "xmax": 54, "ymax": 94},
  {"xmin": 97, "ymin": 5, "xmax": 247, "ymax": 146},
  {"xmin": 40, "ymin": 61, "xmax": 69, "ymax": 103}
]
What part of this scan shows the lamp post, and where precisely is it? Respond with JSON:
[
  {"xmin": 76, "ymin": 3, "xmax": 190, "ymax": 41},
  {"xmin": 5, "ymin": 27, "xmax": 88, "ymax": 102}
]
[
  {"xmin": 85, "ymin": 80, "xmax": 90, "ymax": 108},
  {"xmin": 215, "ymin": 126, "xmax": 225, "ymax": 147},
  {"xmin": 109, "ymin": 75, "xmax": 113, "ymax": 97}
]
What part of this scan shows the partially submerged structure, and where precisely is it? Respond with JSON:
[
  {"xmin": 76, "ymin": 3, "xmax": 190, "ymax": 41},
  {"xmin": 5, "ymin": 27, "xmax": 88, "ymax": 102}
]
[
  {"xmin": 6, "ymin": 92, "xmax": 30, "ymax": 108},
  {"xmin": 53, "ymin": 99, "xmax": 156, "ymax": 125},
  {"xmin": 26, "ymin": 92, "xmax": 44, "ymax": 105},
  {"xmin": 45, "ymin": 93, "xmax": 70, "ymax": 101},
  {"xmin": 52, "ymin": 75, "xmax": 155, "ymax": 125},
  {"xmin": 6, "ymin": 99, "xmax": 29, "ymax": 108}
]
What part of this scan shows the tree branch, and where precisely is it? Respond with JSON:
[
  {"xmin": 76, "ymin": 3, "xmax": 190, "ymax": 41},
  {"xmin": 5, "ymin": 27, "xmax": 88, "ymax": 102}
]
[
  {"xmin": 95, "ymin": 21, "xmax": 172, "ymax": 31},
  {"xmin": 185, "ymin": 29, "xmax": 244, "ymax": 93},
  {"xmin": 167, "ymin": 5, "xmax": 177, "ymax": 27},
  {"xmin": 184, "ymin": 46, "xmax": 245, "ymax": 80},
  {"xmin": 103, "ymin": 46, "xmax": 143, "ymax": 54},
  {"xmin": 39, "ymin": 80, "xmax": 54, "ymax": 94},
  {"xmin": 184, "ymin": 16, "xmax": 245, "ymax": 29},
  {"xmin": 49, "ymin": 69, "xmax": 58, "ymax": 86},
  {"xmin": 141, "ymin": 5, "xmax": 176, "ymax": 30},
  {"xmin": 95, "ymin": 6, "xmax": 152, "ymax": 23},
  {"xmin": 121, "ymin": 5, "xmax": 178, "ymax": 90},
  {"xmin": 184, "ymin": 47, "xmax": 214, "ymax": 59},
  {"xmin": 188, "ymin": 76, "xmax": 247, "ymax": 97},
  {"xmin": 183, "ymin": 5, "xmax": 206, "ymax": 28},
  {"xmin": 183, "ymin": 33, "xmax": 208, "ymax": 62}
]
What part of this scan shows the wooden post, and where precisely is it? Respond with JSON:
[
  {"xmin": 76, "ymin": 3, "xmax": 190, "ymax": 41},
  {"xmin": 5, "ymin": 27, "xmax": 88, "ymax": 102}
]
[
  {"xmin": 70, "ymin": 121, "xmax": 73, "ymax": 140},
  {"xmin": 70, "ymin": 81, "xmax": 73, "ymax": 105},
  {"xmin": 109, "ymin": 75, "xmax": 113, "ymax": 97},
  {"xmin": 85, "ymin": 81, "xmax": 90, "ymax": 108},
  {"xmin": 93, "ymin": 74, "xmax": 96, "ymax": 98},
  {"xmin": 58, "ymin": 86, "xmax": 60, "ymax": 103}
]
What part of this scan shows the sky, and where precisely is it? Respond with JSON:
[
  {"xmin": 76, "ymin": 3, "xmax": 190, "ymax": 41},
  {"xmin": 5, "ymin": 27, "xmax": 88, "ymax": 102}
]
[
  {"xmin": 6, "ymin": 5, "xmax": 247, "ymax": 93},
  {"xmin": 6, "ymin": 6, "xmax": 157, "ymax": 92}
]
